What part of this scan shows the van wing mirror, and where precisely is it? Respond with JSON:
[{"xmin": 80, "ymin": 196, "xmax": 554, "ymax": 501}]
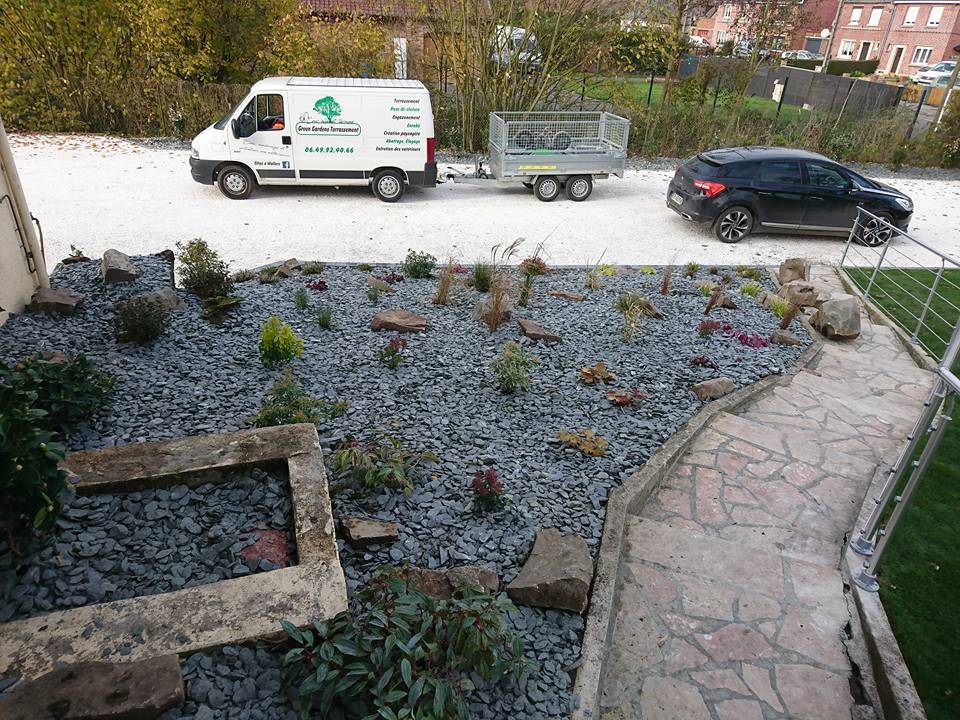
[{"xmin": 230, "ymin": 118, "xmax": 239, "ymax": 139}]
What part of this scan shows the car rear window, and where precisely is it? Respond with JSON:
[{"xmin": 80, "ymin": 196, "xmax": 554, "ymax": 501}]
[
  {"xmin": 684, "ymin": 156, "xmax": 721, "ymax": 176},
  {"xmin": 757, "ymin": 161, "xmax": 802, "ymax": 185}
]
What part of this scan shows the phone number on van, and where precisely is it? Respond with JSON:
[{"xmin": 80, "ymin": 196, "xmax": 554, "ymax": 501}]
[{"xmin": 303, "ymin": 146, "xmax": 355, "ymax": 154}]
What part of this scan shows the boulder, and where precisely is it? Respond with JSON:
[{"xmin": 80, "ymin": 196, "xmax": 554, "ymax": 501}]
[
  {"xmin": 548, "ymin": 290, "xmax": 587, "ymax": 302},
  {"xmin": 102, "ymin": 249, "xmax": 139, "ymax": 283},
  {"xmin": 812, "ymin": 294, "xmax": 861, "ymax": 340},
  {"xmin": 340, "ymin": 517, "xmax": 399, "ymax": 548},
  {"xmin": 506, "ymin": 529, "xmax": 592, "ymax": 614},
  {"xmin": 770, "ymin": 329, "xmax": 804, "ymax": 346},
  {"xmin": 61, "ymin": 255, "xmax": 90, "ymax": 265},
  {"xmin": 718, "ymin": 294, "xmax": 738, "ymax": 310},
  {"xmin": 30, "ymin": 287, "xmax": 84, "ymax": 315},
  {"xmin": 778, "ymin": 258, "xmax": 810, "ymax": 285},
  {"xmin": 408, "ymin": 566, "xmax": 499, "ymax": 599},
  {"xmin": 0, "ymin": 655, "xmax": 184, "ymax": 720},
  {"xmin": 692, "ymin": 377, "xmax": 735, "ymax": 401},
  {"xmin": 371, "ymin": 309, "xmax": 428, "ymax": 333},
  {"xmin": 276, "ymin": 258, "xmax": 302, "ymax": 278},
  {"xmin": 778, "ymin": 280, "xmax": 830, "ymax": 309},
  {"xmin": 116, "ymin": 287, "xmax": 185, "ymax": 314},
  {"xmin": 367, "ymin": 276, "xmax": 396, "ymax": 294},
  {"xmin": 517, "ymin": 318, "xmax": 561, "ymax": 342}
]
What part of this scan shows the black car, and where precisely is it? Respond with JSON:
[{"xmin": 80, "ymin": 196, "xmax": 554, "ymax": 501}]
[{"xmin": 666, "ymin": 147, "xmax": 913, "ymax": 245}]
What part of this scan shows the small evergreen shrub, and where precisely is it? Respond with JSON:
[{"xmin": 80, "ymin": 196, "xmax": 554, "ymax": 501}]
[
  {"xmin": 472, "ymin": 262, "xmax": 493, "ymax": 292},
  {"xmin": 357, "ymin": 262, "xmax": 373, "ymax": 272},
  {"xmin": 175, "ymin": 238, "xmax": 233, "ymax": 298},
  {"xmin": 253, "ymin": 369, "xmax": 347, "ymax": 427},
  {"xmin": 367, "ymin": 286, "xmax": 381, "ymax": 303},
  {"xmin": 315, "ymin": 306, "xmax": 332, "ymax": 329},
  {"xmin": 259, "ymin": 267, "xmax": 280, "ymax": 284},
  {"xmin": 401, "ymin": 249, "xmax": 437, "ymax": 278},
  {"xmin": 293, "ymin": 287, "xmax": 310, "ymax": 311},
  {"xmin": 684, "ymin": 261, "xmax": 700, "ymax": 278},
  {"xmin": 259, "ymin": 316, "xmax": 304, "ymax": 367},
  {"xmin": 736, "ymin": 265, "xmax": 764, "ymax": 281},
  {"xmin": 301, "ymin": 261, "xmax": 325, "ymax": 275},
  {"xmin": 8, "ymin": 353, "xmax": 112, "ymax": 431},
  {"xmin": 281, "ymin": 566, "xmax": 529, "ymax": 719},
  {"xmin": 490, "ymin": 341, "xmax": 537, "ymax": 393},
  {"xmin": 329, "ymin": 435, "xmax": 437, "ymax": 495},
  {"xmin": 113, "ymin": 297, "xmax": 169, "ymax": 343}
]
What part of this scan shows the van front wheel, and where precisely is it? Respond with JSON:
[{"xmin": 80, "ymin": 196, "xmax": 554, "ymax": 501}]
[
  {"xmin": 373, "ymin": 170, "xmax": 406, "ymax": 203},
  {"xmin": 217, "ymin": 165, "xmax": 254, "ymax": 200}
]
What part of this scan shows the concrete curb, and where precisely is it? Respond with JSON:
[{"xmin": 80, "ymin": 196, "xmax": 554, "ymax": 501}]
[
  {"xmin": 845, "ymin": 445, "xmax": 927, "ymax": 720},
  {"xmin": 570, "ymin": 333, "xmax": 823, "ymax": 719}
]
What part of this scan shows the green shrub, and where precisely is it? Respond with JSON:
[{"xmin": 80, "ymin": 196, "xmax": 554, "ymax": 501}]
[
  {"xmin": 315, "ymin": 306, "xmax": 332, "ymax": 329},
  {"xmin": 259, "ymin": 267, "xmax": 280, "ymax": 284},
  {"xmin": 175, "ymin": 238, "xmax": 233, "ymax": 299},
  {"xmin": 770, "ymin": 296, "xmax": 791, "ymax": 319},
  {"xmin": 472, "ymin": 262, "xmax": 493, "ymax": 292},
  {"xmin": 231, "ymin": 268, "xmax": 256, "ymax": 283},
  {"xmin": 401, "ymin": 249, "xmax": 438, "ymax": 278},
  {"xmin": 638, "ymin": 266, "xmax": 656, "ymax": 275},
  {"xmin": 740, "ymin": 281, "xmax": 762, "ymax": 297},
  {"xmin": 301, "ymin": 261, "xmax": 325, "ymax": 275},
  {"xmin": 253, "ymin": 369, "xmax": 346, "ymax": 428},
  {"xmin": 259, "ymin": 316, "xmax": 304, "ymax": 367},
  {"xmin": 281, "ymin": 566, "xmax": 529, "ymax": 719},
  {"xmin": 490, "ymin": 341, "xmax": 538, "ymax": 394},
  {"xmin": 614, "ymin": 292, "xmax": 661, "ymax": 341},
  {"xmin": 367, "ymin": 286, "xmax": 381, "ymax": 303},
  {"xmin": 113, "ymin": 297, "xmax": 169, "ymax": 343},
  {"xmin": 293, "ymin": 287, "xmax": 310, "ymax": 311},
  {"xmin": 357, "ymin": 263, "xmax": 373, "ymax": 272},
  {"xmin": 736, "ymin": 265, "xmax": 764, "ymax": 282},
  {"xmin": 684, "ymin": 261, "xmax": 700, "ymax": 278},
  {"xmin": 329, "ymin": 435, "xmax": 437, "ymax": 495},
  {"xmin": 7, "ymin": 353, "xmax": 112, "ymax": 431}
]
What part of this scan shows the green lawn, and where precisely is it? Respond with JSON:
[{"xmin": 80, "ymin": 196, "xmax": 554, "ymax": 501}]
[
  {"xmin": 571, "ymin": 75, "xmax": 812, "ymax": 124},
  {"xmin": 846, "ymin": 266, "xmax": 959, "ymax": 720}
]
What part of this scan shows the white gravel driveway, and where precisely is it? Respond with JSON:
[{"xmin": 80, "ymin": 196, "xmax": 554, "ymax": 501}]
[{"xmin": 11, "ymin": 133, "xmax": 960, "ymax": 269}]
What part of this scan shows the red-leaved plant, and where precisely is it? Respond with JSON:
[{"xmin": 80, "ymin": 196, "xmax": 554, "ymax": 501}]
[
  {"xmin": 378, "ymin": 337, "xmax": 408, "ymax": 369},
  {"xmin": 606, "ymin": 388, "xmax": 649, "ymax": 407},
  {"xmin": 471, "ymin": 467, "xmax": 508, "ymax": 513},
  {"xmin": 382, "ymin": 271, "xmax": 404, "ymax": 284},
  {"xmin": 305, "ymin": 278, "xmax": 328, "ymax": 292},
  {"xmin": 690, "ymin": 354, "xmax": 719, "ymax": 369}
]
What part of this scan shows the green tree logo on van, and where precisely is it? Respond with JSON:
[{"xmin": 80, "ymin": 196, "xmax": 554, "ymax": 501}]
[{"xmin": 314, "ymin": 96, "xmax": 341, "ymax": 123}]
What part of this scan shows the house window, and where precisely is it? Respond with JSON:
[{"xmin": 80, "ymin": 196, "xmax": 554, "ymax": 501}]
[
  {"xmin": 911, "ymin": 46, "xmax": 932, "ymax": 65},
  {"xmin": 903, "ymin": 6, "xmax": 919, "ymax": 25},
  {"xmin": 723, "ymin": 4, "xmax": 733, "ymax": 20},
  {"xmin": 849, "ymin": 6, "xmax": 863, "ymax": 24},
  {"xmin": 839, "ymin": 40, "xmax": 856, "ymax": 57},
  {"xmin": 717, "ymin": 30, "xmax": 729, "ymax": 43},
  {"xmin": 868, "ymin": 7, "xmax": 882, "ymax": 25},
  {"xmin": 927, "ymin": 6, "xmax": 944, "ymax": 26}
]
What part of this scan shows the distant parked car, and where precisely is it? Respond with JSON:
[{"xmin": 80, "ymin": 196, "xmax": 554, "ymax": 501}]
[
  {"xmin": 912, "ymin": 60, "xmax": 956, "ymax": 85},
  {"xmin": 933, "ymin": 73, "xmax": 960, "ymax": 88},
  {"xmin": 732, "ymin": 40, "xmax": 771, "ymax": 59},
  {"xmin": 688, "ymin": 35, "xmax": 712, "ymax": 49},
  {"xmin": 782, "ymin": 50, "xmax": 823, "ymax": 61},
  {"xmin": 666, "ymin": 147, "xmax": 913, "ymax": 245}
]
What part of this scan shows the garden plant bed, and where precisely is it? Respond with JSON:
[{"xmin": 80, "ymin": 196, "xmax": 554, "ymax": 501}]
[
  {"xmin": 0, "ymin": 465, "xmax": 294, "ymax": 624},
  {"xmin": 0, "ymin": 255, "xmax": 810, "ymax": 718}
]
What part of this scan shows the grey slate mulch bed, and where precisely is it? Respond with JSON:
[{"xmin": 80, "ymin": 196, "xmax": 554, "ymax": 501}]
[
  {"xmin": 0, "ymin": 255, "xmax": 808, "ymax": 718},
  {"xmin": 0, "ymin": 466, "xmax": 294, "ymax": 624}
]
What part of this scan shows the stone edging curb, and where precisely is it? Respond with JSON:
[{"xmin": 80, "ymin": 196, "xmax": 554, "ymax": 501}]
[
  {"xmin": 570, "ymin": 327, "xmax": 824, "ymax": 719},
  {"xmin": 844, "ymin": 443, "xmax": 927, "ymax": 720}
]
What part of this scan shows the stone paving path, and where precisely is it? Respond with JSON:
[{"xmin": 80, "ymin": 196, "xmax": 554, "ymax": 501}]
[{"xmin": 599, "ymin": 268, "xmax": 934, "ymax": 720}]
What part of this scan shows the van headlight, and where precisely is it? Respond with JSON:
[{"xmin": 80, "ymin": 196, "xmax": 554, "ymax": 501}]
[
  {"xmin": 190, "ymin": 146, "xmax": 199, "ymax": 159},
  {"xmin": 895, "ymin": 197, "xmax": 913, "ymax": 212}
]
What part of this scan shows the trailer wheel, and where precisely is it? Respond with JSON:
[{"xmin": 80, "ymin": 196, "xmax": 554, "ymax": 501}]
[
  {"xmin": 372, "ymin": 170, "xmax": 405, "ymax": 203},
  {"xmin": 217, "ymin": 165, "xmax": 255, "ymax": 200},
  {"xmin": 565, "ymin": 175, "xmax": 593, "ymax": 201},
  {"xmin": 534, "ymin": 176, "xmax": 561, "ymax": 202}
]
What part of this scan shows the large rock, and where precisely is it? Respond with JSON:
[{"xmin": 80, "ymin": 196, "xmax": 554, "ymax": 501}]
[
  {"xmin": 367, "ymin": 276, "xmax": 396, "ymax": 294},
  {"xmin": 517, "ymin": 318, "xmax": 561, "ymax": 342},
  {"xmin": 506, "ymin": 529, "xmax": 592, "ymax": 613},
  {"xmin": 408, "ymin": 566, "xmax": 499, "ymax": 599},
  {"xmin": 340, "ymin": 517, "xmax": 399, "ymax": 548},
  {"xmin": 692, "ymin": 377, "xmax": 735, "ymax": 401},
  {"xmin": 30, "ymin": 287, "xmax": 84, "ymax": 314},
  {"xmin": 778, "ymin": 280, "xmax": 830, "ymax": 309},
  {"xmin": 371, "ymin": 309, "xmax": 428, "ymax": 333},
  {"xmin": 0, "ymin": 655, "xmax": 184, "ymax": 720},
  {"xmin": 116, "ymin": 287, "xmax": 185, "ymax": 314},
  {"xmin": 276, "ymin": 258, "xmax": 302, "ymax": 278},
  {"xmin": 778, "ymin": 258, "xmax": 810, "ymax": 285},
  {"xmin": 548, "ymin": 290, "xmax": 586, "ymax": 302},
  {"xmin": 770, "ymin": 329, "xmax": 804, "ymax": 346},
  {"xmin": 813, "ymin": 294, "xmax": 861, "ymax": 340},
  {"xmin": 102, "ymin": 249, "xmax": 140, "ymax": 283}
]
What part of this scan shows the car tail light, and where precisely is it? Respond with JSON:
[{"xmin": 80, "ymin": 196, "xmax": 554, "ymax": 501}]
[
  {"xmin": 427, "ymin": 137, "xmax": 435, "ymax": 164},
  {"xmin": 693, "ymin": 180, "xmax": 726, "ymax": 198}
]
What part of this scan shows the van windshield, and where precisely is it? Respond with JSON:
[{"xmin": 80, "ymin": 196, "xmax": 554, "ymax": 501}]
[{"xmin": 213, "ymin": 96, "xmax": 250, "ymax": 130}]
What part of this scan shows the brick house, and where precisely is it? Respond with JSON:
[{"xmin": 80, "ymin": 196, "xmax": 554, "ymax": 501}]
[
  {"xmin": 691, "ymin": 0, "xmax": 841, "ymax": 51},
  {"xmin": 829, "ymin": 1, "xmax": 960, "ymax": 75}
]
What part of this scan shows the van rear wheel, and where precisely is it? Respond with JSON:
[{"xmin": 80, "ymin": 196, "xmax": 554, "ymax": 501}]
[
  {"xmin": 372, "ymin": 170, "xmax": 405, "ymax": 203},
  {"xmin": 217, "ymin": 165, "xmax": 254, "ymax": 200}
]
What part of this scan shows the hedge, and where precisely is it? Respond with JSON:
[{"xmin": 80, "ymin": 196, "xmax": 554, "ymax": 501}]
[{"xmin": 786, "ymin": 58, "xmax": 880, "ymax": 76}]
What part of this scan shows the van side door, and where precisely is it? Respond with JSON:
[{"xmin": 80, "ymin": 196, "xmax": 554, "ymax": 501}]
[{"xmin": 232, "ymin": 92, "xmax": 295, "ymax": 183}]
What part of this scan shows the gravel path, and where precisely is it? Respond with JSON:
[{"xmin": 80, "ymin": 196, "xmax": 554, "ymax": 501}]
[
  {"xmin": 9, "ymin": 133, "xmax": 960, "ymax": 269},
  {"xmin": 0, "ymin": 256, "xmax": 808, "ymax": 718}
]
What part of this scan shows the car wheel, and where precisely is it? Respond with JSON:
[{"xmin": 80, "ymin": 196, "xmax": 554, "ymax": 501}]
[
  {"xmin": 534, "ymin": 176, "xmax": 561, "ymax": 202},
  {"xmin": 713, "ymin": 206, "xmax": 753, "ymax": 243},
  {"xmin": 565, "ymin": 175, "xmax": 593, "ymax": 201},
  {"xmin": 855, "ymin": 212, "xmax": 895, "ymax": 247},
  {"xmin": 372, "ymin": 170, "xmax": 405, "ymax": 203},
  {"xmin": 217, "ymin": 165, "xmax": 254, "ymax": 200}
]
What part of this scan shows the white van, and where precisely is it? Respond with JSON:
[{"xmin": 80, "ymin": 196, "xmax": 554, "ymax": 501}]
[{"xmin": 190, "ymin": 77, "xmax": 436, "ymax": 202}]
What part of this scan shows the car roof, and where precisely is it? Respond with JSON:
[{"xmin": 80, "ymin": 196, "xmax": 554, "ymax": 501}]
[{"xmin": 700, "ymin": 146, "xmax": 833, "ymax": 164}]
